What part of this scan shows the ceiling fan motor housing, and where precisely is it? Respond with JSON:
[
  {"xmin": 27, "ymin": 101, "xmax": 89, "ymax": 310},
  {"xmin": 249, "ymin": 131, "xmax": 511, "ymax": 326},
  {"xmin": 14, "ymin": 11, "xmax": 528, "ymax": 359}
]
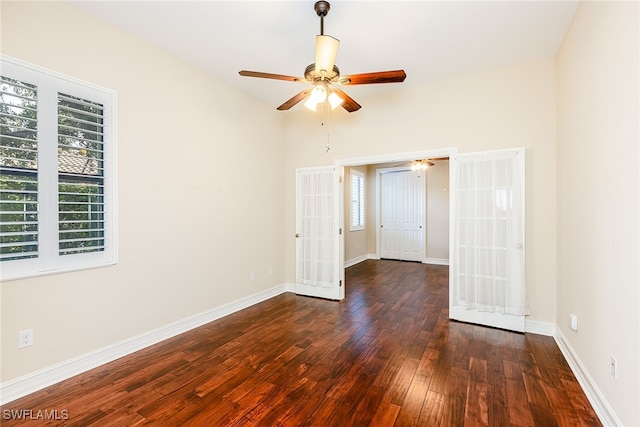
[{"xmin": 305, "ymin": 63, "xmax": 340, "ymax": 83}]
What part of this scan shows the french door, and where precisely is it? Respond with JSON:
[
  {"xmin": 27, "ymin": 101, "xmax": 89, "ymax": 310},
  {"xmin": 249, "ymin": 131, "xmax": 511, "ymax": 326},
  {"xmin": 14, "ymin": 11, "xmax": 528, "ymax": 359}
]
[
  {"xmin": 450, "ymin": 149, "xmax": 527, "ymax": 332},
  {"xmin": 295, "ymin": 166, "xmax": 344, "ymax": 300}
]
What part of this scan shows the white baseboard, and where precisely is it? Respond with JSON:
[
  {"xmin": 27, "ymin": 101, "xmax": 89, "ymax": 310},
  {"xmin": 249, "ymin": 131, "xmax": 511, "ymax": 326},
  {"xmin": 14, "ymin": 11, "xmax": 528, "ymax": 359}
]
[
  {"xmin": 525, "ymin": 320, "xmax": 555, "ymax": 336},
  {"xmin": 424, "ymin": 257, "xmax": 450, "ymax": 266},
  {"xmin": 345, "ymin": 255, "xmax": 368, "ymax": 268},
  {"xmin": 554, "ymin": 329, "xmax": 621, "ymax": 427},
  {"xmin": 344, "ymin": 254, "xmax": 380, "ymax": 268},
  {"xmin": 0, "ymin": 284, "xmax": 290, "ymax": 405}
]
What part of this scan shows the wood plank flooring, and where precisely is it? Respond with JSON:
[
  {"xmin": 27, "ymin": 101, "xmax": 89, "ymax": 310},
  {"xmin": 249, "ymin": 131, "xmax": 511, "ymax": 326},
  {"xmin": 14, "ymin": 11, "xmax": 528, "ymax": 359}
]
[{"xmin": 1, "ymin": 260, "xmax": 601, "ymax": 426}]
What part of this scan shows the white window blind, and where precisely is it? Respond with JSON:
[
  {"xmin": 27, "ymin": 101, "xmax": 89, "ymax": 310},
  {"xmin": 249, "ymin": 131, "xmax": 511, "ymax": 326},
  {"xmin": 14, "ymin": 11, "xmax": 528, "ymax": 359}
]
[
  {"xmin": 57, "ymin": 92, "xmax": 105, "ymax": 256},
  {"xmin": 0, "ymin": 57, "xmax": 116, "ymax": 280},
  {"xmin": 0, "ymin": 76, "xmax": 39, "ymax": 261},
  {"xmin": 350, "ymin": 170, "xmax": 365, "ymax": 230}
]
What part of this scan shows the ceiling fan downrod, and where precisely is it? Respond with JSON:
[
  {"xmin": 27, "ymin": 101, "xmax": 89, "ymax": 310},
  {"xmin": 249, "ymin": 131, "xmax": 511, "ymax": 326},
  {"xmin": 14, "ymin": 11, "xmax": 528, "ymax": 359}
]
[{"xmin": 314, "ymin": 1, "xmax": 330, "ymax": 35}]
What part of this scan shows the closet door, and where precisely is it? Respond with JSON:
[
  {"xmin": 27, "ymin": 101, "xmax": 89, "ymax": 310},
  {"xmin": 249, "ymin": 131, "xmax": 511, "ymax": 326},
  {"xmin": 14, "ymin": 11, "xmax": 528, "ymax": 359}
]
[{"xmin": 380, "ymin": 169, "xmax": 425, "ymax": 262}]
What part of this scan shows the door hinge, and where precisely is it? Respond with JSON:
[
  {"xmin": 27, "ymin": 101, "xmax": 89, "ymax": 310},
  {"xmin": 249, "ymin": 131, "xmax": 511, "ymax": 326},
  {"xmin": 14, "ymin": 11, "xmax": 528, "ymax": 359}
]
[
  {"xmin": 339, "ymin": 228, "xmax": 342, "ymax": 235},
  {"xmin": 339, "ymin": 280, "xmax": 343, "ymax": 287},
  {"xmin": 339, "ymin": 175, "xmax": 343, "ymax": 183}
]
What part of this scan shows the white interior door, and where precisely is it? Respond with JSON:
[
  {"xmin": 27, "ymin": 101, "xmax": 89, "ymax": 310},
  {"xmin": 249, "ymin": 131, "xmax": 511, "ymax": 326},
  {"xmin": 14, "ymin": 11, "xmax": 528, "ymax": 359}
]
[
  {"xmin": 450, "ymin": 149, "xmax": 527, "ymax": 332},
  {"xmin": 295, "ymin": 166, "xmax": 344, "ymax": 300},
  {"xmin": 380, "ymin": 170, "xmax": 425, "ymax": 262}
]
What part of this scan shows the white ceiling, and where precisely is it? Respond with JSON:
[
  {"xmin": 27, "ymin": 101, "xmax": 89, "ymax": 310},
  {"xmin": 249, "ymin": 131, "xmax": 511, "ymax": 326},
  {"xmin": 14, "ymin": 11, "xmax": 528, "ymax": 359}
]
[{"xmin": 71, "ymin": 0, "xmax": 579, "ymax": 112}]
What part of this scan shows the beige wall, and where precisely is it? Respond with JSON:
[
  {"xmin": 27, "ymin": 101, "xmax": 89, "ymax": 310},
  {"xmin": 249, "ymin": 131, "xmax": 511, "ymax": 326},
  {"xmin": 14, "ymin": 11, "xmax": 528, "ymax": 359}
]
[
  {"xmin": 556, "ymin": 2, "xmax": 639, "ymax": 425},
  {"xmin": 344, "ymin": 166, "xmax": 368, "ymax": 264},
  {"xmin": 1, "ymin": 2, "xmax": 286, "ymax": 382},
  {"xmin": 285, "ymin": 57, "xmax": 557, "ymax": 325},
  {"xmin": 426, "ymin": 160, "xmax": 449, "ymax": 261},
  {"xmin": 365, "ymin": 165, "xmax": 381, "ymax": 256}
]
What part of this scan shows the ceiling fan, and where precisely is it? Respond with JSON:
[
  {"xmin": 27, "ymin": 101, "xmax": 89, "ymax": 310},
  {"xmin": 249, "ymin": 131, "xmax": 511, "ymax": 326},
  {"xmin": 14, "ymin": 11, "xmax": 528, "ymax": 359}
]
[{"xmin": 239, "ymin": 1, "xmax": 407, "ymax": 113}]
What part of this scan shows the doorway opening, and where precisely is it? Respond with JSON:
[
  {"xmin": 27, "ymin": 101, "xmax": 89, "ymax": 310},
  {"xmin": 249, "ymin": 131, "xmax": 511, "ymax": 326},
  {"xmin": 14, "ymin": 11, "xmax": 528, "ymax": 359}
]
[
  {"xmin": 337, "ymin": 148, "xmax": 456, "ymax": 287},
  {"xmin": 292, "ymin": 147, "xmax": 527, "ymax": 332},
  {"xmin": 325, "ymin": 147, "xmax": 528, "ymax": 333}
]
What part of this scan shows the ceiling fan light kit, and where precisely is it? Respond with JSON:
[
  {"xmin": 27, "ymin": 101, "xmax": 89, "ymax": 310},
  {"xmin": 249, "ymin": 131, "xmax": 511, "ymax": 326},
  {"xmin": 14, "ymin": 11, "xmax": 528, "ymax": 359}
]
[
  {"xmin": 411, "ymin": 160, "xmax": 435, "ymax": 171},
  {"xmin": 239, "ymin": 1, "xmax": 407, "ymax": 113}
]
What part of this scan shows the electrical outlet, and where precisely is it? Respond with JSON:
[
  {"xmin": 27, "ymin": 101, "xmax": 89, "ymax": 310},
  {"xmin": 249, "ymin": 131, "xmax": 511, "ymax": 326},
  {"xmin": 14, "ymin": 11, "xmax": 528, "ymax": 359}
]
[
  {"xmin": 18, "ymin": 329, "xmax": 33, "ymax": 349},
  {"xmin": 267, "ymin": 266, "xmax": 273, "ymax": 276},
  {"xmin": 569, "ymin": 313, "xmax": 578, "ymax": 331},
  {"xmin": 610, "ymin": 355, "xmax": 617, "ymax": 379},
  {"xmin": 249, "ymin": 272, "xmax": 256, "ymax": 281}
]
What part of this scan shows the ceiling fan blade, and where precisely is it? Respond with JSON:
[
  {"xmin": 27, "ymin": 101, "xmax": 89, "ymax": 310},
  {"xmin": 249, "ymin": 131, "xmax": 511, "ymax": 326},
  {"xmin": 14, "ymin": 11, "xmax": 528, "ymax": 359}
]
[
  {"xmin": 239, "ymin": 70, "xmax": 305, "ymax": 83},
  {"xmin": 332, "ymin": 88, "xmax": 361, "ymax": 113},
  {"xmin": 338, "ymin": 70, "xmax": 407, "ymax": 85},
  {"xmin": 277, "ymin": 89, "xmax": 312, "ymax": 111}
]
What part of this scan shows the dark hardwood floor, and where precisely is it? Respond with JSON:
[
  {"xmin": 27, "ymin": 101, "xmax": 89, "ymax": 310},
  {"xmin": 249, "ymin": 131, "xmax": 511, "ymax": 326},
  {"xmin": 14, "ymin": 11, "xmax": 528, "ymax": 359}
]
[{"xmin": 1, "ymin": 260, "xmax": 601, "ymax": 426}]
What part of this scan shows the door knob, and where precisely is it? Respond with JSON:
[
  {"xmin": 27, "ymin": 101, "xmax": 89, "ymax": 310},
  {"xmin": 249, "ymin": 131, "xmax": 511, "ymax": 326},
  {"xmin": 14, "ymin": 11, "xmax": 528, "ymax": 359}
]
[{"xmin": 295, "ymin": 233, "xmax": 300, "ymax": 238}]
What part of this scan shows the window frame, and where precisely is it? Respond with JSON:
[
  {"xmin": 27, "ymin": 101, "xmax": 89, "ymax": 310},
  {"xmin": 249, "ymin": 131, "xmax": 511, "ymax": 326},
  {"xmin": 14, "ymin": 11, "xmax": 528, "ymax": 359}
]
[
  {"xmin": 1, "ymin": 56, "xmax": 117, "ymax": 281},
  {"xmin": 350, "ymin": 170, "xmax": 365, "ymax": 231}
]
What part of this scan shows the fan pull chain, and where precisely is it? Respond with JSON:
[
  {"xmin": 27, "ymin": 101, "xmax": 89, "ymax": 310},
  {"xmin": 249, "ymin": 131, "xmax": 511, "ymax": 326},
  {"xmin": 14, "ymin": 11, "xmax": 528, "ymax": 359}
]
[
  {"xmin": 321, "ymin": 120, "xmax": 331, "ymax": 152},
  {"xmin": 320, "ymin": 102, "xmax": 331, "ymax": 152}
]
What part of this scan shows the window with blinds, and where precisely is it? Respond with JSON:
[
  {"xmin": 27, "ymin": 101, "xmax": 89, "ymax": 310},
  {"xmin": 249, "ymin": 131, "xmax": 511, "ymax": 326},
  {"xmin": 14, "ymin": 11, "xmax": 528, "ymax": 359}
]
[
  {"xmin": 0, "ymin": 76, "xmax": 39, "ymax": 261},
  {"xmin": 0, "ymin": 57, "xmax": 116, "ymax": 281},
  {"xmin": 350, "ymin": 170, "xmax": 365, "ymax": 231},
  {"xmin": 58, "ymin": 93, "xmax": 105, "ymax": 256}
]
